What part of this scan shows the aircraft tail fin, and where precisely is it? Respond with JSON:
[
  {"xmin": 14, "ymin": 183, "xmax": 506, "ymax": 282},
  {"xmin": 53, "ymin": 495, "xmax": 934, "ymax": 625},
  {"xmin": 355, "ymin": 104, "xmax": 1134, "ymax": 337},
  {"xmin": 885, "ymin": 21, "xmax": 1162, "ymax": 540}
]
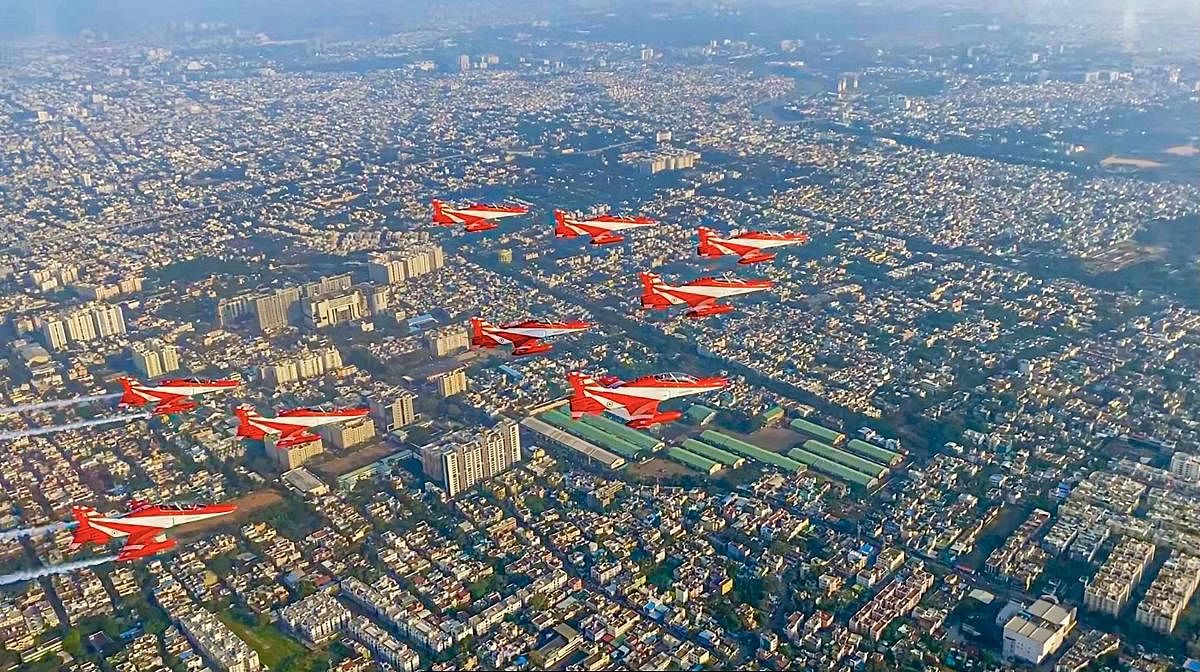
[
  {"xmin": 117, "ymin": 377, "xmax": 142, "ymax": 407},
  {"xmin": 69, "ymin": 507, "xmax": 109, "ymax": 548},
  {"xmin": 697, "ymin": 226, "xmax": 720, "ymax": 257},
  {"xmin": 235, "ymin": 406, "xmax": 266, "ymax": 439}
]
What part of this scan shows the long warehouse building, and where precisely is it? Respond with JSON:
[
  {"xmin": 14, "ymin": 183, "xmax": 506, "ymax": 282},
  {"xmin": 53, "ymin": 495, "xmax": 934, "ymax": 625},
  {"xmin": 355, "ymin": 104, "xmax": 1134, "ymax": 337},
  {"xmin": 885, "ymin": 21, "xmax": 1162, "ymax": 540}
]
[
  {"xmin": 521, "ymin": 417, "xmax": 626, "ymax": 470},
  {"xmin": 802, "ymin": 439, "xmax": 888, "ymax": 479}
]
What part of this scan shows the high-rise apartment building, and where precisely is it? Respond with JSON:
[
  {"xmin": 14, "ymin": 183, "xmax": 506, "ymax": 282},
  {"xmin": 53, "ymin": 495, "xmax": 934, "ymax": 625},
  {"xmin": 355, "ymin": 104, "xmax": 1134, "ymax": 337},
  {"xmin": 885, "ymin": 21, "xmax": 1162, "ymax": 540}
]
[
  {"xmin": 261, "ymin": 345, "xmax": 342, "ymax": 388},
  {"xmin": 320, "ymin": 416, "xmax": 377, "ymax": 450},
  {"xmin": 41, "ymin": 318, "xmax": 69, "ymax": 350},
  {"xmin": 303, "ymin": 273, "xmax": 353, "ymax": 298},
  {"xmin": 419, "ymin": 420, "xmax": 521, "ymax": 497},
  {"xmin": 91, "ymin": 304, "xmax": 126, "ymax": 338},
  {"xmin": 130, "ymin": 339, "xmax": 181, "ymax": 378},
  {"xmin": 366, "ymin": 244, "xmax": 445, "ymax": 285},
  {"xmin": 39, "ymin": 303, "xmax": 127, "ymax": 350},
  {"xmin": 369, "ymin": 391, "xmax": 417, "ymax": 432},
  {"xmin": 65, "ymin": 310, "xmax": 98, "ymax": 342},
  {"xmin": 217, "ymin": 294, "xmax": 255, "ymax": 326},
  {"xmin": 434, "ymin": 367, "xmax": 468, "ymax": 398},
  {"xmin": 1170, "ymin": 452, "xmax": 1200, "ymax": 482},
  {"xmin": 254, "ymin": 286, "xmax": 302, "ymax": 333},
  {"xmin": 363, "ymin": 284, "xmax": 389, "ymax": 315},
  {"xmin": 268, "ymin": 434, "xmax": 325, "ymax": 471},
  {"xmin": 427, "ymin": 325, "xmax": 469, "ymax": 357}
]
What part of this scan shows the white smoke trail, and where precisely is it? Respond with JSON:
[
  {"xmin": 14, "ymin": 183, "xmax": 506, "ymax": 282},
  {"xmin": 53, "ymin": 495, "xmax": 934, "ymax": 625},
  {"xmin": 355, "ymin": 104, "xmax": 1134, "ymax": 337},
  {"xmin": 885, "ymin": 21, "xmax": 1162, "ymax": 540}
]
[
  {"xmin": 0, "ymin": 393, "xmax": 121, "ymax": 416},
  {"xmin": 0, "ymin": 412, "xmax": 150, "ymax": 442},
  {"xmin": 0, "ymin": 555, "xmax": 116, "ymax": 586},
  {"xmin": 0, "ymin": 521, "xmax": 74, "ymax": 542}
]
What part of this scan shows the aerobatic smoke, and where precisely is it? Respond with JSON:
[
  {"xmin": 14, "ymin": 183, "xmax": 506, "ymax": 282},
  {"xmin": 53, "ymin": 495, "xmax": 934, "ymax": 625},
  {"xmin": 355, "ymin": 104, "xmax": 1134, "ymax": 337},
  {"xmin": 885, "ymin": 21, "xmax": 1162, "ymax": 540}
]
[
  {"xmin": 0, "ymin": 521, "xmax": 74, "ymax": 542},
  {"xmin": 0, "ymin": 412, "xmax": 150, "ymax": 442},
  {"xmin": 0, "ymin": 393, "xmax": 120, "ymax": 416},
  {"xmin": 0, "ymin": 556, "xmax": 116, "ymax": 586}
]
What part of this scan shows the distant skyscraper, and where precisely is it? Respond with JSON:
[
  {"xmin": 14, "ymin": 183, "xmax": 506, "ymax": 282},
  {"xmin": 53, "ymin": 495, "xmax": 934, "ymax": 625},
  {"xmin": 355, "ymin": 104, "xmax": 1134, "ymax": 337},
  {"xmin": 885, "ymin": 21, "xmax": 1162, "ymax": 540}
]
[
  {"xmin": 367, "ymin": 244, "xmax": 444, "ymax": 285},
  {"xmin": 641, "ymin": 48, "xmax": 655, "ymax": 61},
  {"xmin": 40, "ymin": 303, "xmax": 126, "ymax": 349},
  {"xmin": 1170, "ymin": 452, "xmax": 1200, "ymax": 482},
  {"xmin": 65, "ymin": 310, "xmax": 98, "ymax": 342},
  {"xmin": 419, "ymin": 420, "xmax": 521, "ymax": 497},
  {"xmin": 368, "ymin": 255, "xmax": 406, "ymax": 285},
  {"xmin": 458, "ymin": 54, "xmax": 470, "ymax": 72},
  {"xmin": 363, "ymin": 285, "xmax": 389, "ymax": 315}
]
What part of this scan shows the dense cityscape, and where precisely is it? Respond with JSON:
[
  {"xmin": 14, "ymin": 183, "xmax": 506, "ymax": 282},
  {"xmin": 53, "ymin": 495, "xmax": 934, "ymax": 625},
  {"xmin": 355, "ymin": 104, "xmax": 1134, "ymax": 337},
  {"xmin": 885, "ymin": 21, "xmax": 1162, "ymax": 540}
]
[{"xmin": 1, "ymin": 0, "xmax": 1199, "ymax": 670}]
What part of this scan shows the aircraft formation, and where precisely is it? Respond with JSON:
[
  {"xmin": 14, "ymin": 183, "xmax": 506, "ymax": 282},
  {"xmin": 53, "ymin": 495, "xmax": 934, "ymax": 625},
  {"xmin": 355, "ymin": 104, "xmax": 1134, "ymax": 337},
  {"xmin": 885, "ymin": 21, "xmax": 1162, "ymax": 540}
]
[
  {"xmin": 0, "ymin": 196, "xmax": 810, "ymax": 582},
  {"xmin": 0, "ymin": 377, "xmax": 365, "ymax": 575},
  {"xmin": 432, "ymin": 198, "xmax": 810, "ymax": 430}
]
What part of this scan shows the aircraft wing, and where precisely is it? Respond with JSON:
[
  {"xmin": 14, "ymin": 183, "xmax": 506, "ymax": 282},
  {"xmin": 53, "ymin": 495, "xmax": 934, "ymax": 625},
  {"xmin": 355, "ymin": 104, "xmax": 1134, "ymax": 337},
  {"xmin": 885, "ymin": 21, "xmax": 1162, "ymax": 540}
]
[
  {"xmin": 456, "ymin": 212, "xmax": 499, "ymax": 232},
  {"xmin": 116, "ymin": 531, "xmax": 175, "ymax": 562},
  {"xmin": 501, "ymin": 332, "xmax": 538, "ymax": 347},
  {"xmin": 738, "ymin": 249, "xmax": 775, "ymax": 263},
  {"xmin": 590, "ymin": 231, "xmax": 623, "ymax": 244},
  {"xmin": 274, "ymin": 428, "xmax": 320, "ymax": 449},
  {"xmin": 625, "ymin": 398, "xmax": 662, "ymax": 420},
  {"xmin": 150, "ymin": 396, "xmax": 197, "ymax": 415},
  {"xmin": 125, "ymin": 527, "xmax": 166, "ymax": 546}
]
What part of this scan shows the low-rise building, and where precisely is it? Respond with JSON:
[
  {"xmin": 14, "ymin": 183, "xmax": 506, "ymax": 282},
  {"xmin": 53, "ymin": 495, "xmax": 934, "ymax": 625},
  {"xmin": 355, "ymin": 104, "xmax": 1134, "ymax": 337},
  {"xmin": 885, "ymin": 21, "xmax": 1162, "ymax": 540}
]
[
  {"xmin": 1084, "ymin": 537, "xmax": 1155, "ymax": 616},
  {"xmin": 1002, "ymin": 598, "xmax": 1076, "ymax": 665},
  {"xmin": 1135, "ymin": 551, "xmax": 1200, "ymax": 633},
  {"xmin": 176, "ymin": 605, "xmax": 261, "ymax": 672},
  {"xmin": 278, "ymin": 592, "xmax": 350, "ymax": 646}
]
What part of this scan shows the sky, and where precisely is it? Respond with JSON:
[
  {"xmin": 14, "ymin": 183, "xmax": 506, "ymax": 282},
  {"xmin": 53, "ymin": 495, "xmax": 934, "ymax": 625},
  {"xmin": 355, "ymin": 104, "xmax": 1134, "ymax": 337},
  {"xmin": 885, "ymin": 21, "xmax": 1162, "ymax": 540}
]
[{"xmin": 1, "ymin": 0, "xmax": 1198, "ymax": 57}]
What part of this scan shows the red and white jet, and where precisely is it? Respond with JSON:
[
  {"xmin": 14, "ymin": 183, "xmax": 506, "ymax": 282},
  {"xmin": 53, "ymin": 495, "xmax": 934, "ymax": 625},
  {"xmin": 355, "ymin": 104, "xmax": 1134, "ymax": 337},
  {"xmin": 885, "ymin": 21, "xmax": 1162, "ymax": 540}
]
[
  {"xmin": 118, "ymin": 376, "xmax": 241, "ymax": 415},
  {"xmin": 470, "ymin": 317, "xmax": 591, "ymax": 357},
  {"xmin": 567, "ymin": 370, "xmax": 727, "ymax": 429},
  {"xmin": 553, "ymin": 209, "xmax": 657, "ymax": 245},
  {"xmin": 431, "ymin": 199, "xmax": 529, "ymax": 233},
  {"xmin": 235, "ymin": 405, "xmax": 370, "ymax": 449},
  {"xmin": 70, "ymin": 500, "xmax": 237, "ymax": 562},
  {"xmin": 697, "ymin": 226, "xmax": 810, "ymax": 264},
  {"xmin": 639, "ymin": 271, "xmax": 773, "ymax": 318}
]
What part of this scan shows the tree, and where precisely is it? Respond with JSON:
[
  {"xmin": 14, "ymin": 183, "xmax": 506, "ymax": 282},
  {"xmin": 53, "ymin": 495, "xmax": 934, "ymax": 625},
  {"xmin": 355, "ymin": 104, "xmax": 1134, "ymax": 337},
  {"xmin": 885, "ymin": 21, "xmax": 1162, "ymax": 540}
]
[{"xmin": 62, "ymin": 630, "xmax": 84, "ymax": 658}]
